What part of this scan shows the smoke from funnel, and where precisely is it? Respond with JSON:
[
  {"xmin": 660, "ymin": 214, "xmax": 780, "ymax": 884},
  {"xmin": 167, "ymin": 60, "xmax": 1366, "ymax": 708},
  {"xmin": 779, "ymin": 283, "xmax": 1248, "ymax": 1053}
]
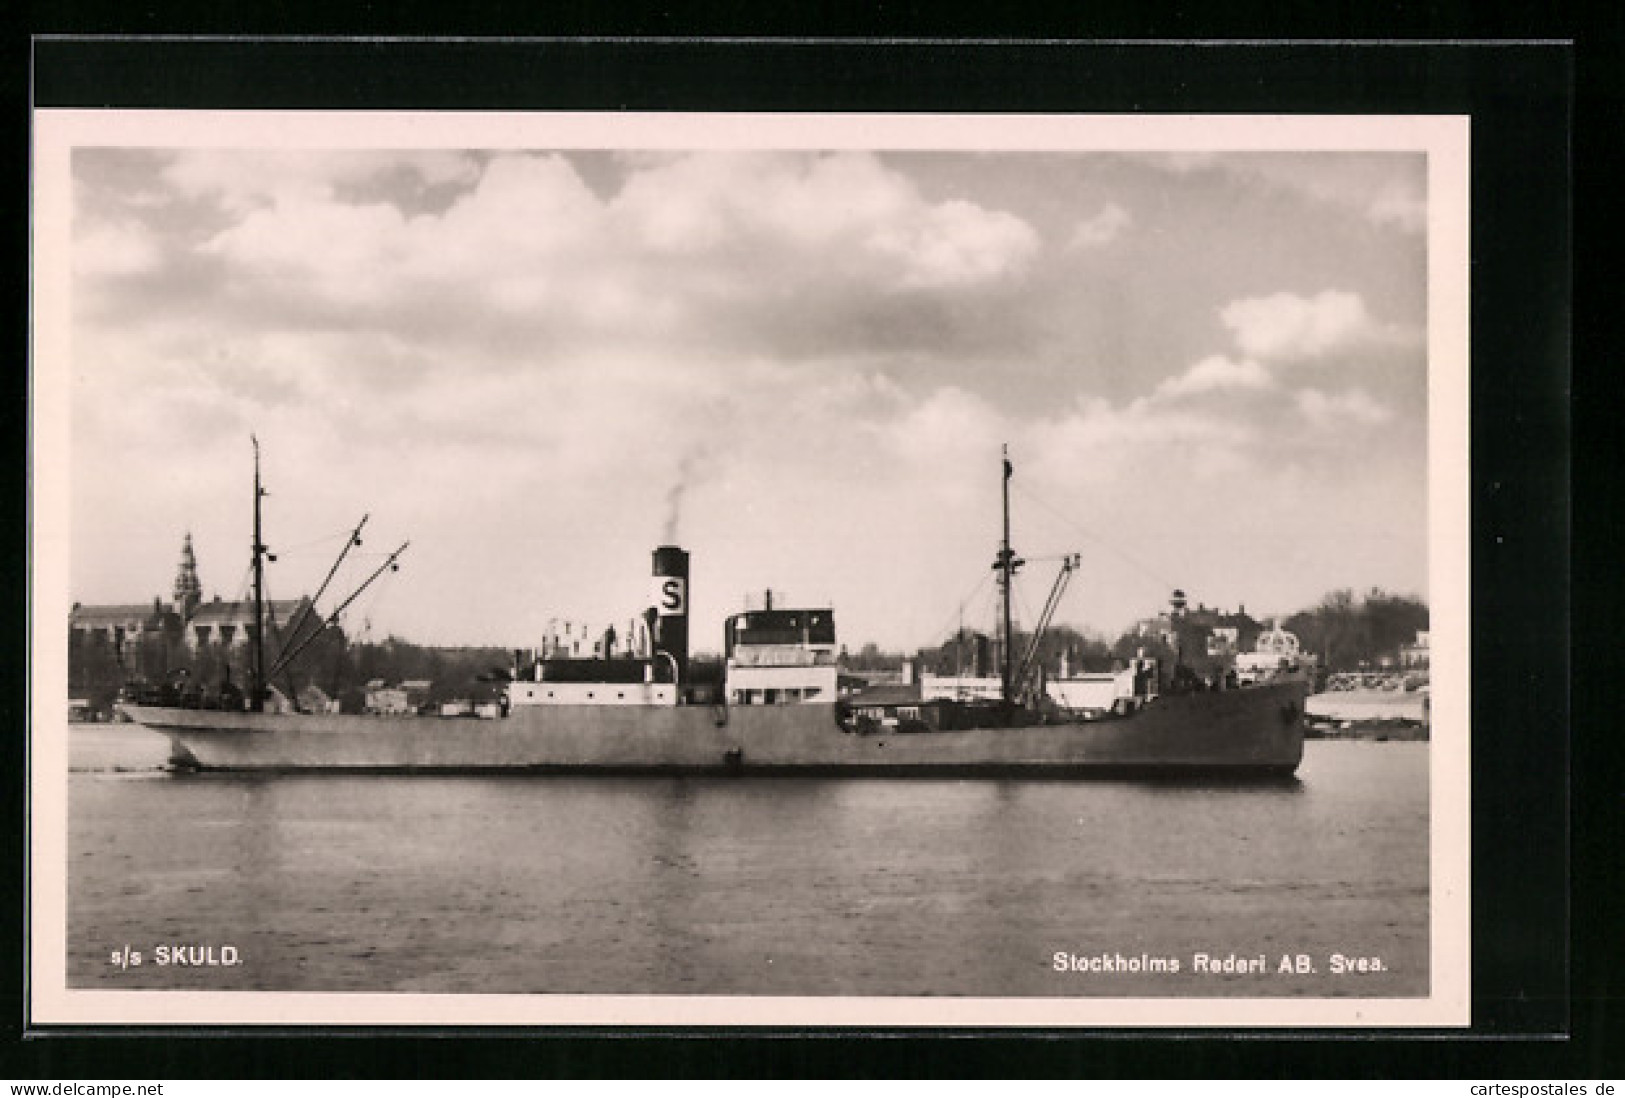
[
  {"xmin": 662, "ymin": 448, "xmax": 707, "ymax": 545},
  {"xmin": 662, "ymin": 481, "xmax": 686, "ymax": 545}
]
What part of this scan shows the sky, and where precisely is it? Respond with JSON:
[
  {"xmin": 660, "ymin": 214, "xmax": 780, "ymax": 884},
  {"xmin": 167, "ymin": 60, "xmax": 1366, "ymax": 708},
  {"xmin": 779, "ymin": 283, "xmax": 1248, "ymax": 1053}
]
[{"xmin": 66, "ymin": 138, "xmax": 1432, "ymax": 652}]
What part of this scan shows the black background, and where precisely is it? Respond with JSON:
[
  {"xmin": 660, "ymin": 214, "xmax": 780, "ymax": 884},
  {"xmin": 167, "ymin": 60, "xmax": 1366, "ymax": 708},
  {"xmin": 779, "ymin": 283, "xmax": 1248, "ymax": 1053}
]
[{"xmin": 10, "ymin": 28, "xmax": 1602, "ymax": 1080}]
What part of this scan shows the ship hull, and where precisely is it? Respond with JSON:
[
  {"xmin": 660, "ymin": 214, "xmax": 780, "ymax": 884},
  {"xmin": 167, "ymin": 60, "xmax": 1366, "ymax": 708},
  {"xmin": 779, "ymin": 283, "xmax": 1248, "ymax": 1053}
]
[{"xmin": 120, "ymin": 681, "xmax": 1306, "ymax": 775}]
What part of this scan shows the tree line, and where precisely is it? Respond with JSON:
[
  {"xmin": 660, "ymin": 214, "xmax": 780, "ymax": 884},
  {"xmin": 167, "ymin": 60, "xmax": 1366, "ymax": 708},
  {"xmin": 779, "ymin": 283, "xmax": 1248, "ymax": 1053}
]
[
  {"xmin": 847, "ymin": 588, "xmax": 1427, "ymax": 681},
  {"xmin": 1281, "ymin": 588, "xmax": 1429, "ymax": 674},
  {"xmin": 68, "ymin": 586, "xmax": 1426, "ymax": 717}
]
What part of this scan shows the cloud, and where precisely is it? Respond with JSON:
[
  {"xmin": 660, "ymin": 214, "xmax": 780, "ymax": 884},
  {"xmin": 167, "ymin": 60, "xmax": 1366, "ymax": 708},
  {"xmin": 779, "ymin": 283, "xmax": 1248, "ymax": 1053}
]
[
  {"xmin": 617, "ymin": 152, "xmax": 902, "ymax": 251},
  {"xmin": 874, "ymin": 199, "xmax": 1040, "ymax": 288},
  {"xmin": 73, "ymin": 219, "xmax": 163, "ymax": 278},
  {"xmin": 1366, "ymin": 180, "xmax": 1427, "ymax": 233},
  {"xmin": 622, "ymin": 152, "xmax": 1040, "ymax": 289},
  {"xmin": 201, "ymin": 193, "xmax": 412, "ymax": 301},
  {"xmin": 1296, "ymin": 387, "xmax": 1394, "ymax": 428},
  {"xmin": 1127, "ymin": 152, "xmax": 1220, "ymax": 174},
  {"xmin": 1133, "ymin": 152, "xmax": 1427, "ymax": 235},
  {"xmin": 163, "ymin": 150, "xmax": 480, "ymax": 214},
  {"xmin": 173, "ymin": 151, "xmax": 1040, "ymax": 358},
  {"xmin": 1220, "ymin": 290, "xmax": 1384, "ymax": 361},
  {"xmin": 607, "ymin": 151, "xmax": 1040, "ymax": 291},
  {"xmin": 1245, "ymin": 156, "xmax": 1426, "ymax": 235},
  {"xmin": 1068, "ymin": 203, "xmax": 1132, "ymax": 248},
  {"xmin": 65, "ymin": 147, "xmax": 1429, "ymax": 648},
  {"xmin": 199, "ymin": 154, "xmax": 606, "ymax": 313},
  {"xmin": 1153, "ymin": 355, "xmax": 1272, "ymax": 399}
]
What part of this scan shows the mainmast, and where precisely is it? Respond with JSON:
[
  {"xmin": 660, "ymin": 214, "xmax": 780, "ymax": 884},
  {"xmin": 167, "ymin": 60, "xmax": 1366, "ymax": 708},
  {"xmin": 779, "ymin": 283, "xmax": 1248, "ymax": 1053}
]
[
  {"xmin": 995, "ymin": 445, "xmax": 1023, "ymax": 705},
  {"xmin": 250, "ymin": 436, "xmax": 267, "ymax": 713}
]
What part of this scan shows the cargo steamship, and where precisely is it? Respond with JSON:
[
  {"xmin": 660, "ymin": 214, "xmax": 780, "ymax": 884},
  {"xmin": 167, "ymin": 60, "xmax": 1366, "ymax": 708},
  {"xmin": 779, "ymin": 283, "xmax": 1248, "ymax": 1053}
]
[{"xmin": 118, "ymin": 443, "xmax": 1307, "ymax": 775}]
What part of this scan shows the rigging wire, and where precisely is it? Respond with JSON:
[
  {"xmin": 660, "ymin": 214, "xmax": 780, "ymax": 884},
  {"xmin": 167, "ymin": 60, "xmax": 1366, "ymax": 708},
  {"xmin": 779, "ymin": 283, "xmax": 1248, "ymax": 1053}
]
[
  {"xmin": 268, "ymin": 540, "xmax": 409, "ymax": 679},
  {"xmin": 924, "ymin": 569, "xmax": 993, "ymax": 648},
  {"xmin": 272, "ymin": 526, "xmax": 360, "ymax": 555},
  {"xmin": 228, "ymin": 561, "xmax": 253, "ymax": 610},
  {"xmin": 1012, "ymin": 580, "xmax": 1037, "ymax": 637},
  {"xmin": 1010, "ymin": 481, "xmax": 1180, "ymax": 597},
  {"xmin": 256, "ymin": 570, "xmax": 304, "ymax": 704},
  {"xmin": 347, "ymin": 574, "xmax": 395, "ymax": 641}
]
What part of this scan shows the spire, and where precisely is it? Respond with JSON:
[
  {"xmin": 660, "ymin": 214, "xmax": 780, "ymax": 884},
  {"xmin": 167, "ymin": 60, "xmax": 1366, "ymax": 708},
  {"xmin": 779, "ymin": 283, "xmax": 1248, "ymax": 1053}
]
[{"xmin": 173, "ymin": 532, "xmax": 202, "ymax": 619}]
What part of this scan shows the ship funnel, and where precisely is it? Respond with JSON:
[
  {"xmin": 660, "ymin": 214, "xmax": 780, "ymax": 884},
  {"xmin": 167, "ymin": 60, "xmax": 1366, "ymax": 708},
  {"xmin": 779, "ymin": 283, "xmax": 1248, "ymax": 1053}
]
[{"xmin": 651, "ymin": 545, "xmax": 690, "ymax": 683}]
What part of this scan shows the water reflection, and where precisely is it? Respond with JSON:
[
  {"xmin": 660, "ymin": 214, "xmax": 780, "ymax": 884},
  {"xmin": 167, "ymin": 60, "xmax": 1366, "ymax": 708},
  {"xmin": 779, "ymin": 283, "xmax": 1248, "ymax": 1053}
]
[{"xmin": 65, "ymin": 739, "xmax": 1429, "ymax": 998}]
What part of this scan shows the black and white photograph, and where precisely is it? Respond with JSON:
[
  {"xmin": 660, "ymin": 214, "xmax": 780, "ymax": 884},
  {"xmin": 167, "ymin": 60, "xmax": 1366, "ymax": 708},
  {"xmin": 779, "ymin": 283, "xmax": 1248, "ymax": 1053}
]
[{"xmin": 31, "ymin": 109, "xmax": 1469, "ymax": 1027}]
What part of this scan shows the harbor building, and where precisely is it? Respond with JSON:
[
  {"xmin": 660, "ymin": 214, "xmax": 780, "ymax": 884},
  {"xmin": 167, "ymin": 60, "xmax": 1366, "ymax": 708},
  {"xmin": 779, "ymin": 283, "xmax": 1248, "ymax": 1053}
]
[
  {"xmin": 1400, "ymin": 630, "xmax": 1430, "ymax": 669},
  {"xmin": 365, "ymin": 679, "xmax": 432, "ymax": 716},
  {"xmin": 68, "ymin": 599, "xmax": 179, "ymax": 651},
  {"xmin": 184, "ymin": 594, "xmax": 316, "ymax": 653},
  {"xmin": 70, "ymin": 533, "xmax": 318, "ymax": 687}
]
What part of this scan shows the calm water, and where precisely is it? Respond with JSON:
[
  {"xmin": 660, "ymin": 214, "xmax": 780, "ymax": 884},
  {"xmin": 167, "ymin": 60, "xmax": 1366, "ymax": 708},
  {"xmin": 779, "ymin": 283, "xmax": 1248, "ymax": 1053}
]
[{"xmin": 64, "ymin": 727, "xmax": 1428, "ymax": 997}]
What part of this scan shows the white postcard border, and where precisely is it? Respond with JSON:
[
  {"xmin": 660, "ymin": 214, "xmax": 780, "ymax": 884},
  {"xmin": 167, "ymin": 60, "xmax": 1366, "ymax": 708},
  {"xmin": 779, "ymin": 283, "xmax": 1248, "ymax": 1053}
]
[{"xmin": 29, "ymin": 109, "xmax": 1471, "ymax": 1028}]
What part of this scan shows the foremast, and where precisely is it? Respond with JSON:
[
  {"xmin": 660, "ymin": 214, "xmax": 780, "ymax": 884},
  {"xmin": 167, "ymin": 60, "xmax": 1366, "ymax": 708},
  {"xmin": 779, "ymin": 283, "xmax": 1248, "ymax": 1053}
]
[{"xmin": 242, "ymin": 436, "xmax": 408, "ymax": 712}]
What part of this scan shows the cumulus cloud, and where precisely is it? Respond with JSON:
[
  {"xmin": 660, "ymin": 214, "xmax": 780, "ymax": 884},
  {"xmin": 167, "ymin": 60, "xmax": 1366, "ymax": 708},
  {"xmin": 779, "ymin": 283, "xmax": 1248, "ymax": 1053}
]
[
  {"xmin": 874, "ymin": 199, "xmax": 1040, "ymax": 288},
  {"xmin": 1153, "ymin": 355, "xmax": 1272, "ymax": 400},
  {"xmin": 179, "ymin": 151, "xmax": 1039, "ymax": 354},
  {"xmin": 1220, "ymin": 290, "xmax": 1382, "ymax": 361},
  {"xmin": 1138, "ymin": 152, "xmax": 1428, "ymax": 235},
  {"xmin": 1296, "ymin": 387, "xmax": 1394, "ymax": 428},
  {"xmin": 1219, "ymin": 289, "xmax": 1426, "ymax": 369},
  {"xmin": 73, "ymin": 219, "xmax": 163, "ymax": 278},
  {"xmin": 201, "ymin": 193, "xmax": 412, "ymax": 301},
  {"xmin": 64, "ymin": 146, "xmax": 1429, "ymax": 647},
  {"xmin": 1068, "ymin": 203, "xmax": 1132, "ymax": 248},
  {"xmin": 613, "ymin": 152, "xmax": 1039, "ymax": 288},
  {"xmin": 619, "ymin": 152, "xmax": 903, "ymax": 252},
  {"xmin": 1366, "ymin": 180, "xmax": 1427, "ymax": 233},
  {"xmin": 1241, "ymin": 156, "xmax": 1427, "ymax": 235},
  {"xmin": 1128, "ymin": 152, "xmax": 1221, "ymax": 174},
  {"xmin": 163, "ymin": 149, "xmax": 480, "ymax": 214},
  {"xmin": 199, "ymin": 154, "xmax": 607, "ymax": 315}
]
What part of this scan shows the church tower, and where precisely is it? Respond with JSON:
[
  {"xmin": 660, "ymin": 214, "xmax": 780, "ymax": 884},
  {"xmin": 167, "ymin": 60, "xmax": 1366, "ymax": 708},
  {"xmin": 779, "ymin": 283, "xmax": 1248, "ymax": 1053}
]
[{"xmin": 173, "ymin": 533, "xmax": 202, "ymax": 620}]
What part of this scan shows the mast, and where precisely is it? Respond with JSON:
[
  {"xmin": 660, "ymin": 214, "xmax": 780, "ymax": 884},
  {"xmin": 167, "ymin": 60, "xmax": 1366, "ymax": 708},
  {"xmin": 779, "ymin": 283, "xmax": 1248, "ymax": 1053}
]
[
  {"xmin": 250, "ymin": 436, "xmax": 267, "ymax": 712},
  {"xmin": 995, "ymin": 445, "xmax": 1022, "ymax": 706},
  {"xmin": 1001, "ymin": 446, "xmax": 1012, "ymax": 702}
]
